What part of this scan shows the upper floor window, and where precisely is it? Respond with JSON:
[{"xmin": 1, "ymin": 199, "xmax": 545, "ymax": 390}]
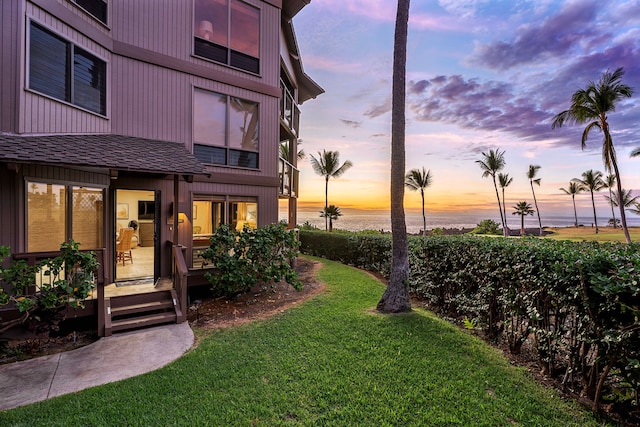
[
  {"xmin": 193, "ymin": 88, "xmax": 259, "ymax": 169},
  {"xmin": 71, "ymin": 0, "xmax": 107, "ymax": 24},
  {"xmin": 29, "ymin": 22, "xmax": 106, "ymax": 115},
  {"xmin": 193, "ymin": 0, "xmax": 260, "ymax": 74}
]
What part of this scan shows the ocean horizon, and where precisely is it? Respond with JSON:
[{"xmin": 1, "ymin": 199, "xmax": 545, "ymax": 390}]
[{"xmin": 282, "ymin": 208, "xmax": 640, "ymax": 234}]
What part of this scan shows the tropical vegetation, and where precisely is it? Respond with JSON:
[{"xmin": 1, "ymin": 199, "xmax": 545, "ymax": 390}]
[
  {"xmin": 498, "ymin": 172, "xmax": 513, "ymax": 233},
  {"xmin": 319, "ymin": 205, "xmax": 342, "ymax": 232},
  {"xmin": 309, "ymin": 149, "xmax": 353, "ymax": 231},
  {"xmin": 573, "ymin": 169, "xmax": 605, "ymax": 233},
  {"xmin": 527, "ymin": 164, "xmax": 543, "ymax": 235},
  {"xmin": 559, "ymin": 181, "xmax": 583, "ymax": 227},
  {"xmin": 512, "ymin": 200, "xmax": 534, "ymax": 236},
  {"xmin": 476, "ymin": 149, "xmax": 507, "ymax": 236},
  {"xmin": 552, "ymin": 67, "xmax": 634, "ymax": 243},
  {"xmin": 405, "ymin": 167, "xmax": 432, "ymax": 236}
]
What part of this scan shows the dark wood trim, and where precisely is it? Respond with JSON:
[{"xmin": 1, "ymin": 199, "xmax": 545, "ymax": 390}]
[
  {"xmin": 113, "ymin": 41, "xmax": 281, "ymax": 99},
  {"xmin": 195, "ymin": 171, "xmax": 279, "ymax": 187}
]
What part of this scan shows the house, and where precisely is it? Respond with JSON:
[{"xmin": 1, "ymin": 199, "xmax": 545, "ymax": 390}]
[{"xmin": 0, "ymin": 0, "xmax": 322, "ymax": 336}]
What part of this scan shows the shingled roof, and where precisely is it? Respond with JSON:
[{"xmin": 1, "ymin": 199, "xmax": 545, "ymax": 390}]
[{"xmin": 0, "ymin": 134, "xmax": 210, "ymax": 176}]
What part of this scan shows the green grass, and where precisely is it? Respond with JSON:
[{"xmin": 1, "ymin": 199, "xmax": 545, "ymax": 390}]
[
  {"xmin": 544, "ymin": 225, "xmax": 640, "ymax": 242},
  {"xmin": 0, "ymin": 257, "xmax": 605, "ymax": 426}
]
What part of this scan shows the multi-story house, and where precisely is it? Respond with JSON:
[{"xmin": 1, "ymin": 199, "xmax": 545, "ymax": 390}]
[{"xmin": 0, "ymin": 0, "xmax": 322, "ymax": 336}]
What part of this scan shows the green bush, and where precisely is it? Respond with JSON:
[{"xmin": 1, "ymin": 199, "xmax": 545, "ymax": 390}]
[
  {"xmin": 201, "ymin": 223, "xmax": 301, "ymax": 297},
  {"xmin": 0, "ymin": 241, "xmax": 98, "ymax": 335},
  {"xmin": 299, "ymin": 231, "xmax": 640, "ymax": 412},
  {"xmin": 470, "ymin": 219, "xmax": 502, "ymax": 235}
]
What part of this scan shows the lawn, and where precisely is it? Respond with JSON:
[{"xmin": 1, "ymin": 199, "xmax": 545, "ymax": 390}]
[
  {"xmin": 0, "ymin": 257, "xmax": 605, "ymax": 426},
  {"xmin": 544, "ymin": 225, "xmax": 640, "ymax": 242}
]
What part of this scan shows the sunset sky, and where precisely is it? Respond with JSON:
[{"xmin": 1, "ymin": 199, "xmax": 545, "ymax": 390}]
[{"xmin": 291, "ymin": 0, "xmax": 640, "ymax": 219}]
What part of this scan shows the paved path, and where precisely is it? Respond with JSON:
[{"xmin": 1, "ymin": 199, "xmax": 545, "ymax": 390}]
[{"xmin": 0, "ymin": 322, "xmax": 193, "ymax": 411}]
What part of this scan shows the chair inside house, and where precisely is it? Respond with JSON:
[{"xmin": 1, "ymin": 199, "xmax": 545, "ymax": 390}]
[{"xmin": 116, "ymin": 227, "xmax": 134, "ymax": 266}]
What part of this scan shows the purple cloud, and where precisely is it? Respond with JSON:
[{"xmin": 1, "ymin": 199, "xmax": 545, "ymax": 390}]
[
  {"xmin": 341, "ymin": 119, "xmax": 362, "ymax": 128},
  {"xmin": 471, "ymin": 0, "xmax": 601, "ymax": 70}
]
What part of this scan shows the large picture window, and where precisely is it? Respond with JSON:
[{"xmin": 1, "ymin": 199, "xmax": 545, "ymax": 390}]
[
  {"xmin": 192, "ymin": 197, "xmax": 257, "ymax": 267},
  {"xmin": 29, "ymin": 22, "xmax": 106, "ymax": 115},
  {"xmin": 27, "ymin": 182, "xmax": 104, "ymax": 252},
  {"xmin": 193, "ymin": 0, "xmax": 260, "ymax": 74},
  {"xmin": 193, "ymin": 88, "xmax": 259, "ymax": 168},
  {"xmin": 71, "ymin": 0, "xmax": 108, "ymax": 24}
]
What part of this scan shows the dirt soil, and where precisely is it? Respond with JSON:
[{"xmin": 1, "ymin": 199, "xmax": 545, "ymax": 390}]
[{"xmin": 186, "ymin": 258, "xmax": 325, "ymax": 329}]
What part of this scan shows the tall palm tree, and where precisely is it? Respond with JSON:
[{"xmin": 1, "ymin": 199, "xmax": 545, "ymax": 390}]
[
  {"xmin": 527, "ymin": 165, "xmax": 543, "ymax": 236},
  {"xmin": 319, "ymin": 205, "xmax": 342, "ymax": 233},
  {"xmin": 560, "ymin": 182, "xmax": 583, "ymax": 227},
  {"xmin": 512, "ymin": 201, "xmax": 535, "ymax": 237},
  {"xmin": 552, "ymin": 67, "xmax": 634, "ymax": 243},
  {"xmin": 575, "ymin": 170, "xmax": 605, "ymax": 233},
  {"xmin": 498, "ymin": 173, "xmax": 513, "ymax": 235},
  {"xmin": 377, "ymin": 0, "xmax": 411, "ymax": 313},
  {"xmin": 476, "ymin": 149, "xmax": 507, "ymax": 236},
  {"xmin": 405, "ymin": 167, "xmax": 433, "ymax": 236},
  {"xmin": 604, "ymin": 174, "xmax": 617, "ymax": 228},
  {"xmin": 309, "ymin": 150, "xmax": 353, "ymax": 231}
]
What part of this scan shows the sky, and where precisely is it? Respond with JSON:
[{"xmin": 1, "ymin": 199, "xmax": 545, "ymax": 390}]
[{"xmin": 290, "ymin": 0, "xmax": 640, "ymax": 220}]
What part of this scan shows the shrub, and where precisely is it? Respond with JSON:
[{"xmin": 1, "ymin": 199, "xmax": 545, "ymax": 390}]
[
  {"xmin": 0, "ymin": 241, "xmax": 98, "ymax": 335},
  {"xmin": 201, "ymin": 223, "xmax": 301, "ymax": 297},
  {"xmin": 470, "ymin": 219, "xmax": 501, "ymax": 235}
]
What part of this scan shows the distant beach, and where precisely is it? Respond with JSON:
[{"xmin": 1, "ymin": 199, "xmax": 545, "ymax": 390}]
[{"xmin": 284, "ymin": 208, "xmax": 640, "ymax": 235}]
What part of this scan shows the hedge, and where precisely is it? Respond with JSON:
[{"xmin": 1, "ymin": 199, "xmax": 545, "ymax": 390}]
[{"xmin": 299, "ymin": 230, "xmax": 640, "ymax": 413}]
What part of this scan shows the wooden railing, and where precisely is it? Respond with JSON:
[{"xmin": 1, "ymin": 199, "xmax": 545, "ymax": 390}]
[{"xmin": 172, "ymin": 244, "xmax": 188, "ymax": 323}]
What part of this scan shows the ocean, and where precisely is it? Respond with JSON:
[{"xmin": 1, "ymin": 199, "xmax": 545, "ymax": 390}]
[{"xmin": 283, "ymin": 208, "xmax": 640, "ymax": 234}]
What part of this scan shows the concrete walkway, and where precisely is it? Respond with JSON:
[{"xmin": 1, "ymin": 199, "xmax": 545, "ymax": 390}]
[{"xmin": 0, "ymin": 322, "xmax": 194, "ymax": 411}]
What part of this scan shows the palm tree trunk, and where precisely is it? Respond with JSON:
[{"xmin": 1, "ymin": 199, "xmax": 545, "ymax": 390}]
[
  {"xmin": 590, "ymin": 190, "xmax": 599, "ymax": 234},
  {"xmin": 531, "ymin": 183, "xmax": 542, "ymax": 236},
  {"xmin": 324, "ymin": 176, "xmax": 329, "ymax": 231},
  {"xmin": 492, "ymin": 177, "xmax": 506, "ymax": 236},
  {"xmin": 611, "ymin": 157, "xmax": 632, "ymax": 243},
  {"xmin": 572, "ymin": 195, "xmax": 578, "ymax": 227},
  {"xmin": 421, "ymin": 189, "xmax": 426, "ymax": 236},
  {"xmin": 608, "ymin": 187, "xmax": 617, "ymax": 228},
  {"xmin": 377, "ymin": 0, "xmax": 411, "ymax": 313},
  {"xmin": 501, "ymin": 187, "xmax": 508, "ymax": 235},
  {"xmin": 521, "ymin": 215, "xmax": 525, "ymax": 236}
]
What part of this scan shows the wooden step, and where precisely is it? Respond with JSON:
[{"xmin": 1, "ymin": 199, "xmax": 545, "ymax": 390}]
[
  {"xmin": 104, "ymin": 290, "xmax": 180, "ymax": 336},
  {"xmin": 111, "ymin": 311, "xmax": 177, "ymax": 333}
]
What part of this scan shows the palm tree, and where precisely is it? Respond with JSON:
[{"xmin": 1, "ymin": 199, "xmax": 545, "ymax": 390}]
[
  {"xmin": 604, "ymin": 188, "xmax": 639, "ymax": 211},
  {"xmin": 309, "ymin": 150, "xmax": 353, "ymax": 231},
  {"xmin": 377, "ymin": 0, "xmax": 411, "ymax": 313},
  {"xmin": 319, "ymin": 205, "xmax": 342, "ymax": 232},
  {"xmin": 405, "ymin": 167, "xmax": 432, "ymax": 236},
  {"xmin": 575, "ymin": 170, "xmax": 605, "ymax": 233},
  {"xmin": 476, "ymin": 149, "xmax": 507, "ymax": 236},
  {"xmin": 552, "ymin": 67, "xmax": 634, "ymax": 243},
  {"xmin": 498, "ymin": 173, "xmax": 513, "ymax": 235},
  {"xmin": 527, "ymin": 165, "xmax": 543, "ymax": 236},
  {"xmin": 560, "ymin": 182, "xmax": 583, "ymax": 227},
  {"xmin": 512, "ymin": 201, "xmax": 535, "ymax": 236},
  {"xmin": 604, "ymin": 174, "xmax": 617, "ymax": 228}
]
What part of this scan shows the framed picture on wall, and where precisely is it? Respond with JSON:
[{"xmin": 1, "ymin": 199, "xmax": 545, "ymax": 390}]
[
  {"xmin": 117, "ymin": 203, "xmax": 129, "ymax": 220},
  {"xmin": 193, "ymin": 205, "xmax": 198, "ymax": 220}
]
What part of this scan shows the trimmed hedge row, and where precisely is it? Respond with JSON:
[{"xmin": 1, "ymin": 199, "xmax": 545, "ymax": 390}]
[{"xmin": 299, "ymin": 230, "xmax": 640, "ymax": 412}]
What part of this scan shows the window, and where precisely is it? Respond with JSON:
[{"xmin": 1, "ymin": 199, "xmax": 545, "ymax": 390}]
[
  {"xmin": 29, "ymin": 22, "xmax": 106, "ymax": 115},
  {"xmin": 193, "ymin": 0, "xmax": 260, "ymax": 74},
  {"xmin": 71, "ymin": 0, "xmax": 107, "ymax": 24},
  {"xmin": 192, "ymin": 197, "xmax": 257, "ymax": 267},
  {"xmin": 27, "ymin": 182, "xmax": 104, "ymax": 251},
  {"xmin": 193, "ymin": 88, "xmax": 259, "ymax": 168}
]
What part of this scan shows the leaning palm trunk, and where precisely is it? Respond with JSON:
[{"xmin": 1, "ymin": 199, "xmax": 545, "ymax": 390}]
[
  {"xmin": 571, "ymin": 195, "xmax": 578, "ymax": 227},
  {"xmin": 493, "ymin": 177, "xmax": 506, "ymax": 236},
  {"xmin": 610, "ymin": 150, "xmax": 632, "ymax": 243},
  {"xmin": 377, "ymin": 0, "xmax": 411, "ymax": 313},
  {"xmin": 420, "ymin": 189, "xmax": 426, "ymax": 235},
  {"xmin": 589, "ymin": 190, "xmax": 599, "ymax": 233},
  {"xmin": 530, "ymin": 183, "xmax": 542, "ymax": 235}
]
